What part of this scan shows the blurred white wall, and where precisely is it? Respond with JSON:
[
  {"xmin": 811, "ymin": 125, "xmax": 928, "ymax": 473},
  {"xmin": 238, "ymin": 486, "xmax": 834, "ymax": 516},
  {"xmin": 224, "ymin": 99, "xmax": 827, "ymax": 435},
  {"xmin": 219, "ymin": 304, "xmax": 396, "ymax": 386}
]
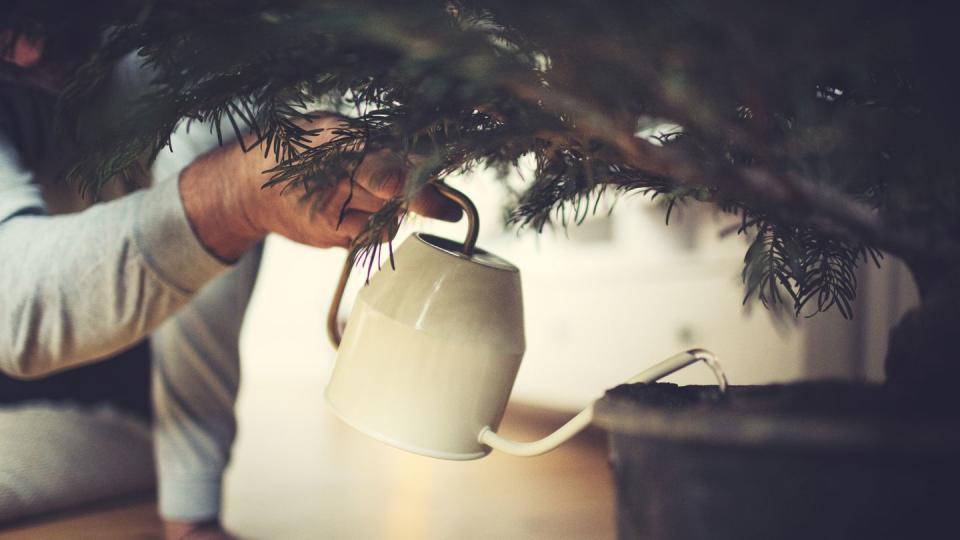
[{"xmin": 239, "ymin": 167, "xmax": 920, "ymax": 412}]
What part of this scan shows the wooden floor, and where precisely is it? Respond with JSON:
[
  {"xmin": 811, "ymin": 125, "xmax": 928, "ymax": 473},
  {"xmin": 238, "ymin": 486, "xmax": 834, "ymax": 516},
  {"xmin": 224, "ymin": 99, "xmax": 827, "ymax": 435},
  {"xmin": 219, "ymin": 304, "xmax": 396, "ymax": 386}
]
[
  {"xmin": 0, "ymin": 495, "xmax": 161, "ymax": 539},
  {"xmin": 0, "ymin": 397, "xmax": 615, "ymax": 540},
  {"xmin": 223, "ymin": 390, "xmax": 616, "ymax": 540}
]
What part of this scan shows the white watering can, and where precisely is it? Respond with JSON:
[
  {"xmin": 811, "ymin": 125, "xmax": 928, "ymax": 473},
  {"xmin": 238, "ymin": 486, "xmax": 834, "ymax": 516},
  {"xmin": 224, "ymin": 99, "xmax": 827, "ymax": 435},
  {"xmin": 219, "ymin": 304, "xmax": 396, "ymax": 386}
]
[{"xmin": 325, "ymin": 182, "xmax": 727, "ymax": 460}]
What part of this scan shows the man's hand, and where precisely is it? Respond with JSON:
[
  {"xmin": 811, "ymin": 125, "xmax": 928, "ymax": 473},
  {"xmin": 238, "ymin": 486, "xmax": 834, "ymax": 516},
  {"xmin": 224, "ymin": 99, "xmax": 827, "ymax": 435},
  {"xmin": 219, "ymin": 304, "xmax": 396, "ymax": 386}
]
[{"xmin": 179, "ymin": 115, "xmax": 461, "ymax": 261}]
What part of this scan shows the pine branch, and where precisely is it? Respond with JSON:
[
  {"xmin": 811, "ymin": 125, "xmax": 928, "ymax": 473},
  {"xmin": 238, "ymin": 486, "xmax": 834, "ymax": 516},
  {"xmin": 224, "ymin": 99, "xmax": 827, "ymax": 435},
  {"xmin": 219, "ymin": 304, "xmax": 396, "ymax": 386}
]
[{"xmin": 46, "ymin": 0, "xmax": 960, "ymax": 321}]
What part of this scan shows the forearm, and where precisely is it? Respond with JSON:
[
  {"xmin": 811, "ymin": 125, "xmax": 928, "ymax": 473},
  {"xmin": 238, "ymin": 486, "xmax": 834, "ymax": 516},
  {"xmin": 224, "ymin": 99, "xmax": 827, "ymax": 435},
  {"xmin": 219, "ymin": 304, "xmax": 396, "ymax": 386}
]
[
  {"xmin": 0, "ymin": 178, "xmax": 228, "ymax": 378},
  {"xmin": 176, "ymin": 112, "xmax": 351, "ymax": 262},
  {"xmin": 179, "ymin": 141, "xmax": 266, "ymax": 262}
]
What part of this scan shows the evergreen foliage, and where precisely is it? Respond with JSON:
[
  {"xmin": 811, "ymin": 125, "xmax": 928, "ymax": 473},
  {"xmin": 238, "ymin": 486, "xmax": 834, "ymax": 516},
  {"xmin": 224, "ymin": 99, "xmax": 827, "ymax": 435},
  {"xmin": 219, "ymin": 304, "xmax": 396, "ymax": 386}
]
[{"xmin": 12, "ymin": 0, "xmax": 960, "ymax": 320}]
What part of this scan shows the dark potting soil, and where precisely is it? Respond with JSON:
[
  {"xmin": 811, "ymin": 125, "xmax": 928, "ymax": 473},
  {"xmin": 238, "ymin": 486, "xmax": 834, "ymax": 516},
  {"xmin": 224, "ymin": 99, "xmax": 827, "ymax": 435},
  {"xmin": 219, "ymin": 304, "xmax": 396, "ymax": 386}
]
[{"xmin": 605, "ymin": 381, "xmax": 960, "ymax": 421}]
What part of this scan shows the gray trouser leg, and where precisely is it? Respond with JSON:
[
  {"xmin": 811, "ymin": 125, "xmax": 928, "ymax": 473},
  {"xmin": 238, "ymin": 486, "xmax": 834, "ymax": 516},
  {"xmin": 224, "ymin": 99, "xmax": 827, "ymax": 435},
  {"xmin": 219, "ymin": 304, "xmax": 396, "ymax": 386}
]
[{"xmin": 0, "ymin": 403, "xmax": 154, "ymax": 523}]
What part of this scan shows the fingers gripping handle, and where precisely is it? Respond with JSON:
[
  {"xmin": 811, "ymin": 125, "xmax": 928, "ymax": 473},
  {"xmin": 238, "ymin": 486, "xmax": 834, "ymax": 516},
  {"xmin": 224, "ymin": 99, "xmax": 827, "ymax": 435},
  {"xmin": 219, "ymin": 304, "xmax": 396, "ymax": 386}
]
[{"xmin": 478, "ymin": 349, "xmax": 728, "ymax": 457}]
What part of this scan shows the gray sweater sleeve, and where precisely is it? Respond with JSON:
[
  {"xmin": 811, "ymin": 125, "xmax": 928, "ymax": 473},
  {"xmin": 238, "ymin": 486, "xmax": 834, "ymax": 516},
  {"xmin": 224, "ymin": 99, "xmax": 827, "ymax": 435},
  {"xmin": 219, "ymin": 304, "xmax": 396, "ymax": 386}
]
[{"xmin": 0, "ymin": 137, "xmax": 229, "ymax": 378}]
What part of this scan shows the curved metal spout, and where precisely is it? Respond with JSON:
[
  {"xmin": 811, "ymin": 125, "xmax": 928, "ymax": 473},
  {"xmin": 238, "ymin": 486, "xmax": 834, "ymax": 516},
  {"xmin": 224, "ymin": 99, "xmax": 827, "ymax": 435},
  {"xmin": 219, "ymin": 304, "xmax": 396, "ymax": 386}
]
[
  {"xmin": 478, "ymin": 405, "xmax": 597, "ymax": 458},
  {"xmin": 477, "ymin": 349, "xmax": 728, "ymax": 457}
]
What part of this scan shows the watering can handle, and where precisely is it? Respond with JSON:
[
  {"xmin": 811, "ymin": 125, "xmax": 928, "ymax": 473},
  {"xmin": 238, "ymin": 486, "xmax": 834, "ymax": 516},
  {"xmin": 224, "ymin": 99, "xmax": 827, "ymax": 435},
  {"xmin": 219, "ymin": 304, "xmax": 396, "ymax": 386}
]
[
  {"xmin": 477, "ymin": 349, "xmax": 729, "ymax": 457},
  {"xmin": 327, "ymin": 182, "xmax": 481, "ymax": 349}
]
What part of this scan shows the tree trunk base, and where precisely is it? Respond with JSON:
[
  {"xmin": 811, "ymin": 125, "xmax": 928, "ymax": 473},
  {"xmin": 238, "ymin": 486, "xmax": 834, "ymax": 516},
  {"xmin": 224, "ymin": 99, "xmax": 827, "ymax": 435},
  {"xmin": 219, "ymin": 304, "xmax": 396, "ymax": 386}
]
[{"xmin": 885, "ymin": 268, "xmax": 960, "ymax": 406}]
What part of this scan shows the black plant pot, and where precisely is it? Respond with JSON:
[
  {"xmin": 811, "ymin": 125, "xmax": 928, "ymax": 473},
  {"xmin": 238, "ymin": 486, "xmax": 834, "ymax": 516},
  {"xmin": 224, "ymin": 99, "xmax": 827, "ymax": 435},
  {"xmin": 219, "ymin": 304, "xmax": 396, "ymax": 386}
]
[{"xmin": 593, "ymin": 383, "xmax": 960, "ymax": 540}]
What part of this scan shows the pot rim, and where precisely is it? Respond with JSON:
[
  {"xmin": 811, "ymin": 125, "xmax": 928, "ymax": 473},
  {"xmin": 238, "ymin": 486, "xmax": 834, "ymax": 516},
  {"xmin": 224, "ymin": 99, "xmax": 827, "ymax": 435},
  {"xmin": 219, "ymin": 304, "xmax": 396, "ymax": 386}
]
[{"xmin": 594, "ymin": 385, "xmax": 960, "ymax": 454}]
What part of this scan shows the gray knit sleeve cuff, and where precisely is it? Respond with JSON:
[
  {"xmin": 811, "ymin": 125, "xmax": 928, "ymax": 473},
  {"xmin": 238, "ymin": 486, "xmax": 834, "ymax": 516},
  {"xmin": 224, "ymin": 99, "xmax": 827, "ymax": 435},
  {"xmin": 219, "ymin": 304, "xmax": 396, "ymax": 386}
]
[
  {"xmin": 157, "ymin": 474, "xmax": 223, "ymax": 521},
  {"xmin": 133, "ymin": 176, "xmax": 230, "ymax": 295}
]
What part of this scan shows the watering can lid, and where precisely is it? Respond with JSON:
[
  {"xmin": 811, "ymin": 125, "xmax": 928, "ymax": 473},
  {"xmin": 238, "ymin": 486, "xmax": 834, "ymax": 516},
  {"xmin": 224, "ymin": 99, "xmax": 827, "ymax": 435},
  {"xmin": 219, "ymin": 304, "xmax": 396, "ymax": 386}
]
[{"xmin": 414, "ymin": 232, "xmax": 519, "ymax": 273}]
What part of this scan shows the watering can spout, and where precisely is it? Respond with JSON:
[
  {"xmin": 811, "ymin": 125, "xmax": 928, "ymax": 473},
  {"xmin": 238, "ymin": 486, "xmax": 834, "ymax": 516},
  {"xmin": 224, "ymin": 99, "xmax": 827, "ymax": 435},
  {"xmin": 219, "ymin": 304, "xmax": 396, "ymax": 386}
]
[
  {"xmin": 477, "ymin": 349, "xmax": 728, "ymax": 458},
  {"xmin": 478, "ymin": 406, "xmax": 596, "ymax": 457}
]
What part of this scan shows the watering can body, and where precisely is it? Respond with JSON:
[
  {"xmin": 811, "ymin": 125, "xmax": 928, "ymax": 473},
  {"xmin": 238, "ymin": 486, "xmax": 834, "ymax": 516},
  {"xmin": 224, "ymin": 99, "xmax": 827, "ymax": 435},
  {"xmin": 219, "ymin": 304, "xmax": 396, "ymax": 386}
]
[{"xmin": 325, "ymin": 232, "xmax": 525, "ymax": 459}]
